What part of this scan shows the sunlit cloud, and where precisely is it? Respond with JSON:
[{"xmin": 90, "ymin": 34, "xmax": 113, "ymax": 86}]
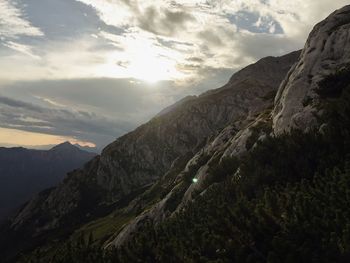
[
  {"xmin": 0, "ymin": 0, "xmax": 43, "ymax": 39},
  {"xmin": 96, "ymin": 29, "xmax": 186, "ymax": 82},
  {"xmin": 2, "ymin": 41, "xmax": 40, "ymax": 59},
  {"xmin": 75, "ymin": 0, "xmax": 135, "ymax": 28},
  {"xmin": 0, "ymin": 37, "xmax": 112, "ymax": 81},
  {"xmin": 72, "ymin": 0, "xmax": 349, "ymax": 84},
  {"xmin": 73, "ymin": 0, "xmax": 240, "ymax": 83}
]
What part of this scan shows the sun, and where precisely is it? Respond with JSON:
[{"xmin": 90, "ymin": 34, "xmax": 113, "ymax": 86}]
[
  {"xmin": 128, "ymin": 53, "xmax": 180, "ymax": 83},
  {"xmin": 123, "ymin": 35, "xmax": 184, "ymax": 83},
  {"xmin": 97, "ymin": 51, "xmax": 182, "ymax": 83},
  {"xmin": 95, "ymin": 34, "xmax": 185, "ymax": 83}
]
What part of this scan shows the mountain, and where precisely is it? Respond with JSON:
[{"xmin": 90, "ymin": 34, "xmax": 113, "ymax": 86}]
[
  {"xmin": 1, "ymin": 5, "xmax": 350, "ymax": 263},
  {"xmin": 73, "ymin": 144, "xmax": 99, "ymax": 153},
  {"xmin": 155, "ymin": 95, "xmax": 197, "ymax": 117},
  {"xmin": 0, "ymin": 142, "xmax": 96, "ymax": 222},
  {"xmin": 0, "ymin": 143, "xmax": 98, "ymax": 153}
]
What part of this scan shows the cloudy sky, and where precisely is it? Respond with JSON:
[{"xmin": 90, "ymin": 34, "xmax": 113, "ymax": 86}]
[{"xmin": 0, "ymin": 0, "xmax": 348, "ymax": 151}]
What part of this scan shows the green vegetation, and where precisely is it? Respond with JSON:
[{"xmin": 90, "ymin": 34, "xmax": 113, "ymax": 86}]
[
  {"xmin": 246, "ymin": 114, "xmax": 273, "ymax": 151},
  {"xmin": 121, "ymin": 164, "xmax": 350, "ymax": 263},
  {"xmin": 316, "ymin": 64, "xmax": 350, "ymax": 99},
  {"xmin": 72, "ymin": 213, "xmax": 134, "ymax": 243}
]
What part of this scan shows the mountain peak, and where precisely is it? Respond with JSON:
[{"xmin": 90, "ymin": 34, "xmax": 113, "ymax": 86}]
[{"xmin": 50, "ymin": 141, "xmax": 78, "ymax": 152}]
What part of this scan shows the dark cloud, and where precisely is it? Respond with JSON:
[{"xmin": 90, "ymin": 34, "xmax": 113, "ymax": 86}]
[
  {"xmin": 0, "ymin": 96, "xmax": 43, "ymax": 112},
  {"xmin": 187, "ymin": 57, "xmax": 204, "ymax": 63},
  {"xmin": 164, "ymin": 9, "xmax": 194, "ymax": 25},
  {"xmin": 177, "ymin": 63, "xmax": 202, "ymax": 72},
  {"xmin": 137, "ymin": 6, "xmax": 195, "ymax": 36},
  {"xmin": 2, "ymin": 78, "xmax": 174, "ymax": 116},
  {"xmin": 197, "ymin": 30, "xmax": 224, "ymax": 47},
  {"xmin": 156, "ymin": 37, "xmax": 194, "ymax": 52},
  {"xmin": 116, "ymin": 60, "xmax": 130, "ymax": 68}
]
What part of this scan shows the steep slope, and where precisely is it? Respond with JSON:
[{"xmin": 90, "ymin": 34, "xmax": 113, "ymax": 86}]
[
  {"xmin": 108, "ymin": 5, "xmax": 350, "ymax": 261},
  {"xmin": 273, "ymin": 5, "xmax": 350, "ymax": 134},
  {"xmin": 0, "ymin": 51, "xmax": 300, "ymax": 261},
  {"xmin": 155, "ymin": 95, "xmax": 196, "ymax": 117},
  {"xmin": 0, "ymin": 142, "xmax": 96, "ymax": 221}
]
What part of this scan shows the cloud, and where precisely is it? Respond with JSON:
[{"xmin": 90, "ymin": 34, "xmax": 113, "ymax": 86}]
[
  {"xmin": 75, "ymin": 0, "xmax": 135, "ymax": 28},
  {"xmin": 0, "ymin": 1, "xmax": 44, "ymax": 61},
  {"xmin": 137, "ymin": 6, "xmax": 195, "ymax": 36},
  {"xmin": 0, "ymin": 36, "xmax": 122, "ymax": 81},
  {"xmin": 220, "ymin": 0, "xmax": 350, "ymax": 40},
  {"xmin": 0, "ymin": 0, "xmax": 43, "ymax": 38},
  {"xmin": 2, "ymin": 41, "xmax": 40, "ymax": 59}
]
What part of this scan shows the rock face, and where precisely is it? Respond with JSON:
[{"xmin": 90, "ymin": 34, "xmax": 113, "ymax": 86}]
[
  {"xmin": 0, "ymin": 142, "xmax": 96, "ymax": 222},
  {"xmin": 273, "ymin": 5, "xmax": 350, "ymax": 134}
]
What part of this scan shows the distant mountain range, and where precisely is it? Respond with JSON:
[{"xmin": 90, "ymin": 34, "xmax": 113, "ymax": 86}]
[
  {"xmin": 0, "ymin": 142, "xmax": 96, "ymax": 221},
  {"xmin": 0, "ymin": 143, "xmax": 99, "ymax": 153}
]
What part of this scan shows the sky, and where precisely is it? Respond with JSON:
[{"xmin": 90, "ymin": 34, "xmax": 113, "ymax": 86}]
[{"xmin": 0, "ymin": 0, "xmax": 348, "ymax": 151}]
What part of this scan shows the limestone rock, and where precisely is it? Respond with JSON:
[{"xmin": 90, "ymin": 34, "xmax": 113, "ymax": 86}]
[{"xmin": 273, "ymin": 5, "xmax": 350, "ymax": 134}]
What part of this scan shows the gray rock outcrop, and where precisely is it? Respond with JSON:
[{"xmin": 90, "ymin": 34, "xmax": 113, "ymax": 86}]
[{"xmin": 273, "ymin": 5, "xmax": 350, "ymax": 134}]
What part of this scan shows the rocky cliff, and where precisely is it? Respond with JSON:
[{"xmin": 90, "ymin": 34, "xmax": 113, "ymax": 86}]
[{"xmin": 273, "ymin": 5, "xmax": 350, "ymax": 134}]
